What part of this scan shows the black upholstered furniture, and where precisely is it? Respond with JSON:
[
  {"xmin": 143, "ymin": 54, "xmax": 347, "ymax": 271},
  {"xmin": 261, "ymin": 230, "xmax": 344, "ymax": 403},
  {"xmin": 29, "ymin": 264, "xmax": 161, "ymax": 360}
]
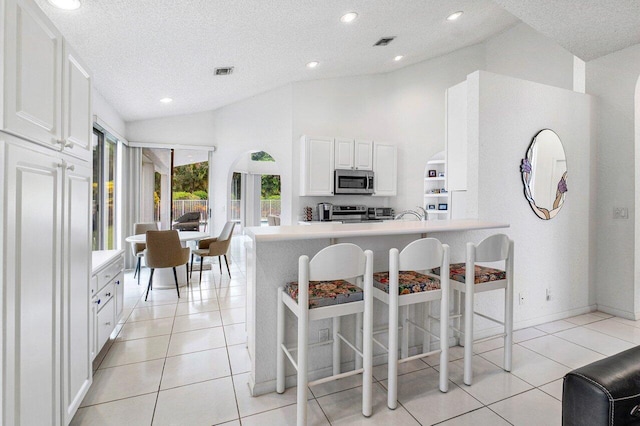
[
  {"xmin": 172, "ymin": 212, "xmax": 201, "ymax": 231},
  {"xmin": 563, "ymin": 345, "xmax": 640, "ymax": 426}
]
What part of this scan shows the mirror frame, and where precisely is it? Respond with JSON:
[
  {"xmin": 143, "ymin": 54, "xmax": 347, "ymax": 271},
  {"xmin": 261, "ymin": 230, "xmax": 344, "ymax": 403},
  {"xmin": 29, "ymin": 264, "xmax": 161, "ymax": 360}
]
[{"xmin": 520, "ymin": 129, "xmax": 568, "ymax": 220}]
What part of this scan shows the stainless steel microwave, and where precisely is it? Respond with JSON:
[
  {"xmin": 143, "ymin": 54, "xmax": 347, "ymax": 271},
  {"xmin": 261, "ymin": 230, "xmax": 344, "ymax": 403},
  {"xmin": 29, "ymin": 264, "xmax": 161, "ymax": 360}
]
[{"xmin": 334, "ymin": 169, "xmax": 375, "ymax": 194}]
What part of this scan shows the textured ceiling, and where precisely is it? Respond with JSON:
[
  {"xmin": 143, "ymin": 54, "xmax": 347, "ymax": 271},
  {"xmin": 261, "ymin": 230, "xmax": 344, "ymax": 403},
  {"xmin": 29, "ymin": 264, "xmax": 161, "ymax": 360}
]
[
  {"xmin": 493, "ymin": 0, "xmax": 640, "ymax": 61},
  {"xmin": 34, "ymin": 0, "xmax": 519, "ymax": 121}
]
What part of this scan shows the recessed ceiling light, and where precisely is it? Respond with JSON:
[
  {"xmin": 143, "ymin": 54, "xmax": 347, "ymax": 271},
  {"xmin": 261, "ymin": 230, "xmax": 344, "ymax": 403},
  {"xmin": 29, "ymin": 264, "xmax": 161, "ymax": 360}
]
[
  {"xmin": 447, "ymin": 11, "xmax": 463, "ymax": 21},
  {"xmin": 48, "ymin": 0, "xmax": 81, "ymax": 10},
  {"xmin": 340, "ymin": 12, "xmax": 358, "ymax": 23},
  {"xmin": 306, "ymin": 61, "xmax": 319, "ymax": 69},
  {"xmin": 394, "ymin": 55, "xmax": 404, "ymax": 62},
  {"xmin": 160, "ymin": 97, "xmax": 173, "ymax": 104}
]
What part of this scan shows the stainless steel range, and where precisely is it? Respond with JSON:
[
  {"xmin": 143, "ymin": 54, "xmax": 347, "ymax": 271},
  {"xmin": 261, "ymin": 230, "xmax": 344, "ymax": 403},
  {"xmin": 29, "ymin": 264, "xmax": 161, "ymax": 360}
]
[{"xmin": 330, "ymin": 205, "xmax": 369, "ymax": 223}]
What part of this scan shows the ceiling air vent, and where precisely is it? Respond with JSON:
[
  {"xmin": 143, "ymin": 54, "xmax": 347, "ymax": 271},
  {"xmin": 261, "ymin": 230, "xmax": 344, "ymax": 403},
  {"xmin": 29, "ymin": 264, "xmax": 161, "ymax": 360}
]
[
  {"xmin": 374, "ymin": 37, "xmax": 395, "ymax": 47},
  {"xmin": 214, "ymin": 67, "xmax": 234, "ymax": 76}
]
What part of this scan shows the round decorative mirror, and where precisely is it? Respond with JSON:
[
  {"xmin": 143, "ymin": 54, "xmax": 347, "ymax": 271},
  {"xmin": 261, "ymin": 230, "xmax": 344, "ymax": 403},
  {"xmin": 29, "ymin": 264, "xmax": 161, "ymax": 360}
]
[{"xmin": 520, "ymin": 129, "xmax": 567, "ymax": 220}]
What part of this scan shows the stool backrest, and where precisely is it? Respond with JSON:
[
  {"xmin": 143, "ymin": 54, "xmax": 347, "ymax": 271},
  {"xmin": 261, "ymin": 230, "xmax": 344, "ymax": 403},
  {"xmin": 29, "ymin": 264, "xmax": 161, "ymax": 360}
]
[
  {"xmin": 307, "ymin": 243, "xmax": 367, "ymax": 282},
  {"xmin": 474, "ymin": 234, "xmax": 511, "ymax": 262},
  {"xmin": 398, "ymin": 238, "xmax": 446, "ymax": 271}
]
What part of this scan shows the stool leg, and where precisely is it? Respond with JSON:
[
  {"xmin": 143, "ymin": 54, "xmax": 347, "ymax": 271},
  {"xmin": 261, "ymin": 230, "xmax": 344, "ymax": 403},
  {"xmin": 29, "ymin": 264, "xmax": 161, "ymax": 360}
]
[
  {"xmin": 362, "ymin": 253, "xmax": 374, "ymax": 418},
  {"xmin": 355, "ymin": 313, "xmax": 363, "ymax": 370},
  {"xmin": 463, "ymin": 245, "xmax": 475, "ymax": 386},
  {"xmin": 297, "ymin": 256, "xmax": 309, "ymax": 426},
  {"xmin": 276, "ymin": 288, "xmax": 285, "ymax": 393},
  {"xmin": 439, "ymin": 245, "xmax": 450, "ymax": 392},
  {"xmin": 332, "ymin": 317, "xmax": 341, "ymax": 375},
  {"xmin": 424, "ymin": 301, "xmax": 432, "ymax": 353},
  {"xmin": 388, "ymin": 249, "xmax": 399, "ymax": 409},
  {"xmin": 400, "ymin": 306, "xmax": 409, "ymax": 359},
  {"xmin": 504, "ymin": 241, "xmax": 514, "ymax": 372}
]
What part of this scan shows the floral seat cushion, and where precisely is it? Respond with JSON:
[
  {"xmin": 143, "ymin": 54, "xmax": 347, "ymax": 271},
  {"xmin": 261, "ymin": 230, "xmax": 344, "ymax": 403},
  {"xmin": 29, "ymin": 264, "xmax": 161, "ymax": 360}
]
[
  {"xmin": 431, "ymin": 263, "xmax": 506, "ymax": 284},
  {"xmin": 372, "ymin": 271, "xmax": 440, "ymax": 295},
  {"xmin": 284, "ymin": 280, "xmax": 363, "ymax": 309}
]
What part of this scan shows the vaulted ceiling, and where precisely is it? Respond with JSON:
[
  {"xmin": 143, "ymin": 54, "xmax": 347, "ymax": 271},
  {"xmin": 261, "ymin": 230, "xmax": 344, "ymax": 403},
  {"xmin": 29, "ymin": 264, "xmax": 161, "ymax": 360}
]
[{"xmin": 34, "ymin": 0, "xmax": 640, "ymax": 122}]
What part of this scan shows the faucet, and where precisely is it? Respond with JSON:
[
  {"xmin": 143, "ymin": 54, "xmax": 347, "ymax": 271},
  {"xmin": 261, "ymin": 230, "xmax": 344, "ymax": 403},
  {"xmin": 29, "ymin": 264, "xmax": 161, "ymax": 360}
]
[{"xmin": 394, "ymin": 207, "xmax": 429, "ymax": 221}]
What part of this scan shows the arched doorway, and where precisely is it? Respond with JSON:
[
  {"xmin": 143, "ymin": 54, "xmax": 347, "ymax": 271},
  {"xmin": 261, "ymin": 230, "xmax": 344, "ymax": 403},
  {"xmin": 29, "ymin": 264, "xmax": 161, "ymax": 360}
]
[{"xmin": 228, "ymin": 150, "xmax": 281, "ymax": 232}]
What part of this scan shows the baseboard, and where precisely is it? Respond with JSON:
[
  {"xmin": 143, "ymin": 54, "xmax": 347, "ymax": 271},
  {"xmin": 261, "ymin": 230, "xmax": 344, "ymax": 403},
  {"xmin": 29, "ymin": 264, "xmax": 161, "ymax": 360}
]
[{"xmin": 596, "ymin": 303, "xmax": 636, "ymax": 320}]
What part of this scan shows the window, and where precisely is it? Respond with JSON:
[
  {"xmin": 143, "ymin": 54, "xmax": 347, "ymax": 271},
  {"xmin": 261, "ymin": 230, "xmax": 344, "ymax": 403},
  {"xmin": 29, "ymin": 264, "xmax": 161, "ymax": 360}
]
[{"xmin": 92, "ymin": 128, "xmax": 119, "ymax": 250}]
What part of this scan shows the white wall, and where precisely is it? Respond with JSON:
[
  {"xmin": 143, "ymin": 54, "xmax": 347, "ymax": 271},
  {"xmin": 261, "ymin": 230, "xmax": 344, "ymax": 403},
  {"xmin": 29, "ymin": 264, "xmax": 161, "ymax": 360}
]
[
  {"xmin": 93, "ymin": 88, "xmax": 126, "ymax": 139},
  {"xmin": 485, "ymin": 23, "xmax": 574, "ymax": 91},
  {"xmin": 586, "ymin": 44, "xmax": 640, "ymax": 318},
  {"xmin": 437, "ymin": 71, "xmax": 593, "ymax": 334},
  {"xmin": 211, "ymin": 85, "xmax": 293, "ymax": 234},
  {"xmin": 126, "ymin": 110, "xmax": 216, "ymax": 146}
]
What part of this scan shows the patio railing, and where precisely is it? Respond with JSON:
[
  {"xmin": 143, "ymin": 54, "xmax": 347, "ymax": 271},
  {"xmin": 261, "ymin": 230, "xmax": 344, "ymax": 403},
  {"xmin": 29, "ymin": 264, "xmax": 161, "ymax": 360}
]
[{"xmin": 154, "ymin": 199, "xmax": 280, "ymax": 223}]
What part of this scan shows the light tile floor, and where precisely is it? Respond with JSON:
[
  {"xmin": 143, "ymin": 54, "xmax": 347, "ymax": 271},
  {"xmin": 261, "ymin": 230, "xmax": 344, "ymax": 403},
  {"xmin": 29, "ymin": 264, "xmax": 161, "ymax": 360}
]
[{"xmin": 73, "ymin": 236, "xmax": 634, "ymax": 425}]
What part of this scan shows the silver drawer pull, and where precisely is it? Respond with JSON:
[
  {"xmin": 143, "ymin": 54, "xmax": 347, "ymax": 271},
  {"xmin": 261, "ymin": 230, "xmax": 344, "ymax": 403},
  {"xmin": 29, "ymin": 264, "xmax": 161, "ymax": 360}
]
[
  {"xmin": 105, "ymin": 275, "xmax": 111, "ymax": 279},
  {"xmin": 105, "ymin": 292, "xmax": 111, "ymax": 297},
  {"xmin": 105, "ymin": 322, "xmax": 111, "ymax": 326},
  {"xmin": 631, "ymin": 405, "xmax": 640, "ymax": 417},
  {"xmin": 116, "ymin": 280, "xmax": 120, "ymax": 285},
  {"xmin": 95, "ymin": 299, "xmax": 101, "ymax": 305}
]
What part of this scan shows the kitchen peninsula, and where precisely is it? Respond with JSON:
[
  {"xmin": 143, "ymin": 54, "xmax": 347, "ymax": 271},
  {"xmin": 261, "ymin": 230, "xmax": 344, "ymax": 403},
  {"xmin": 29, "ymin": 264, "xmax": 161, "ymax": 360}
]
[{"xmin": 244, "ymin": 219, "xmax": 509, "ymax": 396}]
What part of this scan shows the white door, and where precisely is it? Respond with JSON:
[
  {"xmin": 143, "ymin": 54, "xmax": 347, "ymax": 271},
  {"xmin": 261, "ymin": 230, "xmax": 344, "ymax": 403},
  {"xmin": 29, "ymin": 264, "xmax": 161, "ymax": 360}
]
[
  {"xmin": 62, "ymin": 159, "xmax": 92, "ymax": 423},
  {"xmin": 3, "ymin": 0, "xmax": 62, "ymax": 148},
  {"xmin": 302, "ymin": 136, "xmax": 334, "ymax": 196},
  {"xmin": 334, "ymin": 138, "xmax": 354, "ymax": 169},
  {"xmin": 354, "ymin": 140, "xmax": 373, "ymax": 170},
  {"xmin": 3, "ymin": 142, "xmax": 62, "ymax": 426},
  {"xmin": 62, "ymin": 43, "xmax": 92, "ymax": 162},
  {"xmin": 373, "ymin": 142, "xmax": 397, "ymax": 196}
]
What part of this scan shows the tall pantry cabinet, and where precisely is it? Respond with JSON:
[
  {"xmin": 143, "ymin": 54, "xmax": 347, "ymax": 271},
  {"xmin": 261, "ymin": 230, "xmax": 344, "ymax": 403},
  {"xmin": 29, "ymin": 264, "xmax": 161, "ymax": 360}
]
[{"xmin": 1, "ymin": 0, "xmax": 93, "ymax": 424}]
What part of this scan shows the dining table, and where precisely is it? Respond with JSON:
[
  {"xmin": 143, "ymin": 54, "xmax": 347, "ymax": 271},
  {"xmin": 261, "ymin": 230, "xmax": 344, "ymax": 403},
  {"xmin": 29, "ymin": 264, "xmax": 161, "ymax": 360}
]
[{"xmin": 125, "ymin": 231, "xmax": 209, "ymax": 289}]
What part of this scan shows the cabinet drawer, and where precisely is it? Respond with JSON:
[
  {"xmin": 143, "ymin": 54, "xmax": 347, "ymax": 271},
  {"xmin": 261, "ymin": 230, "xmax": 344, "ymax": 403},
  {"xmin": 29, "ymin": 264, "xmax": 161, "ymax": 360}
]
[
  {"xmin": 96, "ymin": 298, "xmax": 115, "ymax": 352},
  {"xmin": 95, "ymin": 282, "xmax": 115, "ymax": 312},
  {"xmin": 97, "ymin": 256, "xmax": 124, "ymax": 289}
]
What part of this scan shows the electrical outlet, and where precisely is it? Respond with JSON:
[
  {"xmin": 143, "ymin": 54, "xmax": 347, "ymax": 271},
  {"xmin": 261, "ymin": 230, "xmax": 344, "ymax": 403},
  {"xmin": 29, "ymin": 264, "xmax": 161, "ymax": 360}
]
[
  {"xmin": 319, "ymin": 328, "xmax": 329, "ymax": 342},
  {"xmin": 518, "ymin": 292, "xmax": 525, "ymax": 305},
  {"xmin": 613, "ymin": 207, "xmax": 629, "ymax": 219}
]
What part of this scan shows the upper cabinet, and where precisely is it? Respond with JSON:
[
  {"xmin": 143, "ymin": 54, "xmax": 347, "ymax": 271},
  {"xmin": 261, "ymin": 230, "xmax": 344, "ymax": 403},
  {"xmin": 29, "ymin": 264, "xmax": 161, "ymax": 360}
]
[
  {"xmin": 2, "ymin": 0, "xmax": 92, "ymax": 162},
  {"xmin": 372, "ymin": 142, "xmax": 397, "ymax": 196},
  {"xmin": 62, "ymin": 43, "xmax": 92, "ymax": 162},
  {"xmin": 300, "ymin": 136, "xmax": 335, "ymax": 196},
  {"xmin": 335, "ymin": 138, "xmax": 373, "ymax": 170}
]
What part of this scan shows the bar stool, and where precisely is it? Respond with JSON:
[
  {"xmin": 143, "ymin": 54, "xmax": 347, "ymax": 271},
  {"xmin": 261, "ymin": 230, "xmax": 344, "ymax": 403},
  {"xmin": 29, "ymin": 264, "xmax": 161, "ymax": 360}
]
[
  {"xmin": 276, "ymin": 243, "xmax": 373, "ymax": 426},
  {"xmin": 372, "ymin": 238, "xmax": 450, "ymax": 409},
  {"xmin": 432, "ymin": 233, "xmax": 514, "ymax": 386}
]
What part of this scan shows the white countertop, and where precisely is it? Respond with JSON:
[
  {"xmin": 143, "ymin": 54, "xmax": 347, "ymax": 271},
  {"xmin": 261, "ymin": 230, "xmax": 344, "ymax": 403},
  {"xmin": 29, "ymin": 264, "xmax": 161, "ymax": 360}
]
[
  {"xmin": 92, "ymin": 250, "xmax": 124, "ymax": 274},
  {"xmin": 245, "ymin": 219, "xmax": 509, "ymax": 242}
]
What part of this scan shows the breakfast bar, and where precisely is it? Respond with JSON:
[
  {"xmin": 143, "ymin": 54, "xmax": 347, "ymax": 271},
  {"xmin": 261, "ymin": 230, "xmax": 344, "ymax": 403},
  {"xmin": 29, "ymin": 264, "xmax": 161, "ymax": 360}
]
[{"xmin": 244, "ymin": 219, "xmax": 509, "ymax": 396}]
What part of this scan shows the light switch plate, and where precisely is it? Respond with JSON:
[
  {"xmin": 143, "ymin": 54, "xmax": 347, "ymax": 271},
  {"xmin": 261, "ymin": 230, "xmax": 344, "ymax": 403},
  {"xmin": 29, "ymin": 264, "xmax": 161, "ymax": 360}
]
[{"xmin": 613, "ymin": 207, "xmax": 629, "ymax": 219}]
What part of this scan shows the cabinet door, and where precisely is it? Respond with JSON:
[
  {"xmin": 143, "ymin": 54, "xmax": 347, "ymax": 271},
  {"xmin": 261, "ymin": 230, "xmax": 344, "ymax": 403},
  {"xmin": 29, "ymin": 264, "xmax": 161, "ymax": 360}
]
[
  {"xmin": 300, "ymin": 136, "xmax": 334, "ymax": 196},
  {"xmin": 354, "ymin": 140, "xmax": 373, "ymax": 170},
  {"xmin": 61, "ymin": 160, "xmax": 92, "ymax": 424},
  {"xmin": 3, "ymin": 142, "xmax": 62, "ymax": 426},
  {"xmin": 62, "ymin": 43, "xmax": 92, "ymax": 162},
  {"xmin": 373, "ymin": 142, "xmax": 397, "ymax": 196},
  {"xmin": 96, "ymin": 299, "xmax": 116, "ymax": 353},
  {"xmin": 3, "ymin": 0, "xmax": 62, "ymax": 148},
  {"xmin": 334, "ymin": 138, "xmax": 354, "ymax": 169}
]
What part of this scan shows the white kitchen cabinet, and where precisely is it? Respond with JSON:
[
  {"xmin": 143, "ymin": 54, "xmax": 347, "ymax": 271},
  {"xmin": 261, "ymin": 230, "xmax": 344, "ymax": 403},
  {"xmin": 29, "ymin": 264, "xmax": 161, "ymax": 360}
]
[
  {"xmin": 91, "ymin": 251, "xmax": 124, "ymax": 360},
  {"xmin": 2, "ymin": 0, "xmax": 92, "ymax": 162},
  {"xmin": 300, "ymin": 135, "xmax": 335, "ymax": 196},
  {"xmin": 334, "ymin": 138, "xmax": 373, "ymax": 170},
  {"xmin": 2, "ymin": 139, "xmax": 91, "ymax": 426},
  {"xmin": 62, "ymin": 159, "xmax": 92, "ymax": 424},
  {"xmin": 372, "ymin": 142, "xmax": 397, "ymax": 196},
  {"xmin": 445, "ymin": 80, "xmax": 467, "ymax": 191}
]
